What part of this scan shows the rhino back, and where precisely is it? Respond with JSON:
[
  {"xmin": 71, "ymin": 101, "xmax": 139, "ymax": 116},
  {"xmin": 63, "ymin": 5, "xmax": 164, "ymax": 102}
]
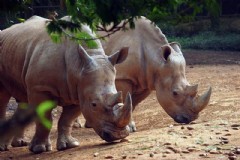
[
  {"xmin": 0, "ymin": 16, "xmax": 83, "ymax": 103},
  {"xmin": 99, "ymin": 17, "xmax": 168, "ymax": 89}
]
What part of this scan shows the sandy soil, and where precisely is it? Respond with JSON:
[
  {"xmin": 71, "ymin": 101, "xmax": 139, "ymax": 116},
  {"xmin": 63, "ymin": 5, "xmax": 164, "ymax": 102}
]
[{"xmin": 0, "ymin": 49, "xmax": 240, "ymax": 160}]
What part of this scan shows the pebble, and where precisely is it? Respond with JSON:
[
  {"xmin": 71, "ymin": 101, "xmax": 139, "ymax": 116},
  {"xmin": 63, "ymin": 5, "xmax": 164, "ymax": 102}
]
[
  {"xmin": 137, "ymin": 152, "xmax": 143, "ymax": 155},
  {"xmin": 209, "ymin": 149, "xmax": 219, "ymax": 154},
  {"xmin": 220, "ymin": 137, "xmax": 228, "ymax": 140},
  {"xmin": 199, "ymin": 153, "xmax": 208, "ymax": 157},
  {"xmin": 232, "ymin": 127, "xmax": 239, "ymax": 130},
  {"xmin": 187, "ymin": 147, "xmax": 196, "ymax": 152},
  {"xmin": 182, "ymin": 150, "xmax": 190, "ymax": 153},
  {"xmin": 187, "ymin": 126, "xmax": 194, "ymax": 130},
  {"xmin": 231, "ymin": 124, "xmax": 240, "ymax": 127},
  {"xmin": 228, "ymin": 155, "xmax": 237, "ymax": 160},
  {"xmin": 163, "ymin": 149, "xmax": 172, "ymax": 154},
  {"xmin": 104, "ymin": 155, "xmax": 113, "ymax": 159},
  {"xmin": 94, "ymin": 152, "xmax": 99, "ymax": 157},
  {"xmin": 215, "ymin": 132, "xmax": 222, "ymax": 135},
  {"xmin": 224, "ymin": 133, "xmax": 232, "ymax": 136},
  {"xmin": 181, "ymin": 126, "xmax": 185, "ymax": 129},
  {"xmin": 167, "ymin": 146, "xmax": 181, "ymax": 153},
  {"xmin": 228, "ymin": 152, "xmax": 235, "ymax": 156},
  {"xmin": 163, "ymin": 142, "xmax": 172, "ymax": 145},
  {"xmin": 149, "ymin": 153, "xmax": 154, "ymax": 157},
  {"xmin": 122, "ymin": 155, "xmax": 127, "ymax": 159},
  {"xmin": 235, "ymin": 148, "xmax": 240, "ymax": 154}
]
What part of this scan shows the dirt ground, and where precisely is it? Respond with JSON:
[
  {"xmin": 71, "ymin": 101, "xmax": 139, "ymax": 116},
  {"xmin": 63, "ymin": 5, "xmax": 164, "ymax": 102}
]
[{"xmin": 0, "ymin": 49, "xmax": 240, "ymax": 160}]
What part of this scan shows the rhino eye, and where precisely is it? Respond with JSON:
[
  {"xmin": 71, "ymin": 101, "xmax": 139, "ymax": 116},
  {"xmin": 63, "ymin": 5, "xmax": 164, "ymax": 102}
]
[
  {"xmin": 91, "ymin": 102, "xmax": 97, "ymax": 107},
  {"xmin": 173, "ymin": 91, "xmax": 178, "ymax": 96}
]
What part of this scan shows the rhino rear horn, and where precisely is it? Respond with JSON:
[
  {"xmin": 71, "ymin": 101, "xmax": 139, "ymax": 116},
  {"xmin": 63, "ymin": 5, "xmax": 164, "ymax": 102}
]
[
  {"xmin": 108, "ymin": 47, "xmax": 129, "ymax": 65},
  {"xmin": 108, "ymin": 91, "xmax": 123, "ymax": 106},
  {"xmin": 78, "ymin": 45, "xmax": 92, "ymax": 62},
  {"xmin": 113, "ymin": 92, "xmax": 132, "ymax": 127},
  {"xmin": 193, "ymin": 87, "xmax": 212, "ymax": 113}
]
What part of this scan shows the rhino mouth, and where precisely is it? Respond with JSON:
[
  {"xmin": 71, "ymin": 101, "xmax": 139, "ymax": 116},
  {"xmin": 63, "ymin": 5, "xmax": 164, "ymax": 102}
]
[{"xmin": 98, "ymin": 124, "xmax": 129, "ymax": 142}]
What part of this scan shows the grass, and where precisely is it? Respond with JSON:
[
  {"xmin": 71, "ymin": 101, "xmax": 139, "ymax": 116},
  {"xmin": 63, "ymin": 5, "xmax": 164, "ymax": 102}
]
[{"xmin": 167, "ymin": 31, "xmax": 240, "ymax": 51}]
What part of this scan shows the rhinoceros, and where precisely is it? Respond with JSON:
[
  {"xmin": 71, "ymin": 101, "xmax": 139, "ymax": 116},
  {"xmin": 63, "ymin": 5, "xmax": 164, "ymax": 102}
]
[
  {"xmin": 91, "ymin": 16, "xmax": 211, "ymax": 131},
  {"xmin": 0, "ymin": 16, "xmax": 132, "ymax": 153}
]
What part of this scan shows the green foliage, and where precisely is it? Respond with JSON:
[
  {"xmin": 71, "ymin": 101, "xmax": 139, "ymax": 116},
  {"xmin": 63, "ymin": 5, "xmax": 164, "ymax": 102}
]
[
  {"xmin": 168, "ymin": 31, "xmax": 240, "ymax": 51},
  {"xmin": 36, "ymin": 101, "xmax": 56, "ymax": 130}
]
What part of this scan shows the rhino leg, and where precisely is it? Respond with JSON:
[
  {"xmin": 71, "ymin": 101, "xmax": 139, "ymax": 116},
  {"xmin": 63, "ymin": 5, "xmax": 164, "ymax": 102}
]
[
  {"xmin": 57, "ymin": 105, "xmax": 81, "ymax": 151},
  {"xmin": 73, "ymin": 116, "xmax": 83, "ymax": 128},
  {"xmin": 27, "ymin": 92, "xmax": 54, "ymax": 154},
  {"xmin": 0, "ymin": 84, "xmax": 11, "ymax": 151}
]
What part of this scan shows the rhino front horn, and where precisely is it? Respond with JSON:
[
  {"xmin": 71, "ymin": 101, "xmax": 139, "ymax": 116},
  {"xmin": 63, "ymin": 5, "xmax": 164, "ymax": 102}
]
[
  {"xmin": 113, "ymin": 92, "xmax": 132, "ymax": 127},
  {"xmin": 193, "ymin": 87, "xmax": 212, "ymax": 113}
]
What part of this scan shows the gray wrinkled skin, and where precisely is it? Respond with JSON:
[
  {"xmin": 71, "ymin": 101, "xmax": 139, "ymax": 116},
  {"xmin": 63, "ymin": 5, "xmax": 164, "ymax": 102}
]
[{"xmin": 0, "ymin": 16, "xmax": 132, "ymax": 153}]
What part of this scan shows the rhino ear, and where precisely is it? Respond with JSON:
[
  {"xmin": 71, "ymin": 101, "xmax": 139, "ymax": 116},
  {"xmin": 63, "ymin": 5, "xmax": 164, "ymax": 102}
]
[
  {"xmin": 169, "ymin": 42, "xmax": 181, "ymax": 53},
  {"xmin": 77, "ymin": 45, "xmax": 92, "ymax": 63},
  {"xmin": 108, "ymin": 47, "xmax": 129, "ymax": 65},
  {"xmin": 161, "ymin": 45, "xmax": 171, "ymax": 61}
]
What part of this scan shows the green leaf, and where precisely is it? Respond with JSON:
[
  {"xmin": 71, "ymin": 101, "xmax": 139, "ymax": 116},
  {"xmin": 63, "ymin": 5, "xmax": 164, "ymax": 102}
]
[
  {"xmin": 36, "ymin": 101, "xmax": 56, "ymax": 130},
  {"xmin": 50, "ymin": 32, "xmax": 61, "ymax": 43}
]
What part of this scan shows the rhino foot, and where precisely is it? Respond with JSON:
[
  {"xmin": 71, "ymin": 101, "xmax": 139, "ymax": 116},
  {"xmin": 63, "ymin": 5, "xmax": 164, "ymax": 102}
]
[
  {"xmin": 84, "ymin": 120, "xmax": 92, "ymax": 128},
  {"xmin": 127, "ymin": 121, "xmax": 137, "ymax": 132},
  {"xmin": 73, "ymin": 118, "xmax": 83, "ymax": 128},
  {"xmin": 0, "ymin": 143, "xmax": 9, "ymax": 151},
  {"xmin": 29, "ymin": 138, "xmax": 52, "ymax": 154},
  {"xmin": 57, "ymin": 135, "xmax": 79, "ymax": 151},
  {"xmin": 11, "ymin": 137, "xmax": 29, "ymax": 147}
]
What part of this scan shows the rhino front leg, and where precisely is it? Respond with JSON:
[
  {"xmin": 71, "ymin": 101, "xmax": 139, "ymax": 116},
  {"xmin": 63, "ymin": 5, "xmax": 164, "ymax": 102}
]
[
  {"xmin": 28, "ymin": 92, "xmax": 54, "ymax": 154},
  {"xmin": 0, "ymin": 85, "xmax": 11, "ymax": 151},
  {"xmin": 57, "ymin": 105, "xmax": 81, "ymax": 151}
]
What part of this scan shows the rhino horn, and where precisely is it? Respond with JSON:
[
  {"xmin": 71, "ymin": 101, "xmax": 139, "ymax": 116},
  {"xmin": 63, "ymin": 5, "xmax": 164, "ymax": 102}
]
[
  {"xmin": 193, "ymin": 87, "xmax": 212, "ymax": 113},
  {"xmin": 113, "ymin": 92, "xmax": 132, "ymax": 127},
  {"xmin": 186, "ymin": 84, "xmax": 198, "ymax": 97},
  {"xmin": 78, "ymin": 45, "xmax": 92, "ymax": 62},
  {"xmin": 108, "ymin": 91, "xmax": 123, "ymax": 106}
]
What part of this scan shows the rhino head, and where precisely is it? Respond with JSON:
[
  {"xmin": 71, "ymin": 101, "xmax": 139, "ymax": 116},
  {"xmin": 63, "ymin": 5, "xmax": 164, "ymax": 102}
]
[
  {"xmin": 77, "ymin": 46, "xmax": 132, "ymax": 142},
  {"xmin": 154, "ymin": 42, "xmax": 212, "ymax": 124}
]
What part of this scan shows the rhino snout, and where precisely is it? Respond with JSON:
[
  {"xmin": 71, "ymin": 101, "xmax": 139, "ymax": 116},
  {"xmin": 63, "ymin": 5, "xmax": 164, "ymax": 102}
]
[
  {"xmin": 101, "ymin": 129, "xmax": 129, "ymax": 142},
  {"xmin": 174, "ymin": 115, "xmax": 197, "ymax": 124}
]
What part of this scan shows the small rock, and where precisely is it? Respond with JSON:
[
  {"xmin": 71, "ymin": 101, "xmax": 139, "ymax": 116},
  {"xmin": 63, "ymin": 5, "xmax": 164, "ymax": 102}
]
[
  {"xmin": 202, "ymin": 143, "xmax": 210, "ymax": 146},
  {"xmin": 163, "ymin": 149, "xmax": 172, "ymax": 154},
  {"xmin": 182, "ymin": 150, "xmax": 190, "ymax": 153},
  {"xmin": 162, "ymin": 154, "xmax": 167, "ymax": 157},
  {"xmin": 122, "ymin": 155, "xmax": 127, "ymax": 159},
  {"xmin": 182, "ymin": 136, "xmax": 188, "ymax": 139},
  {"xmin": 190, "ymin": 121, "xmax": 197, "ymax": 124},
  {"xmin": 149, "ymin": 153, "xmax": 154, "ymax": 157},
  {"xmin": 137, "ymin": 152, "xmax": 143, "ymax": 155},
  {"xmin": 224, "ymin": 133, "xmax": 232, "ymax": 136},
  {"xmin": 163, "ymin": 142, "xmax": 172, "ymax": 145},
  {"xmin": 232, "ymin": 127, "xmax": 239, "ymax": 130},
  {"xmin": 181, "ymin": 126, "xmax": 185, "ymax": 129},
  {"xmin": 199, "ymin": 153, "xmax": 208, "ymax": 157},
  {"xmin": 167, "ymin": 146, "xmax": 181, "ymax": 153},
  {"xmin": 235, "ymin": 149, "xmax": 240, "ymax": 154},
  {"xmin": 221, "ymin": 140, "xmax": 229, "ymax": 144},
  {"xmin": 231, "ymin": 124, "xmax": 240, "ymax": 127},
  {"xmin": 94, "ymin": 152, "xmax": 99, "ymax": 157},
  {"xmin": 204, "ymin": 123, "xmax": 210, "ymax": 126},
  {"xmin": 104, "ymin": 155, "xmax": 114, "ymax": 159},
  {"xmin": 187, "ymin": 126, "xmax": 194, "ymax": 130},
  {"xmin": 228, "ymin": 155, "xmax": 237, "ymax": 160},
  {"xmin": 209, "ymin": 149, "xmax": 219, "ymax": 154},
  {"xmin": 228, "ymin": 152, "xmax": 235, "ymax": 156},
  {"xmin": 220, "ymin": 137, "xmax": 228, "ymax": 140},
  {"xmin": 187, "ymin": 147, "xmax": 196, "ymax": 152},
  {"xmin": 169, "ymin": 124, "xmax": 174, "ymax": 128},
  {"xmin": 215, "ymin": 132, "xmax": 221, "ymax": 135}
]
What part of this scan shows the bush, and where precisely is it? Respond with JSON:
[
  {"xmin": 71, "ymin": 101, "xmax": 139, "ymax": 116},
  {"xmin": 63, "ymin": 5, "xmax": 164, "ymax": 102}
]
[{"xmin": 167, "ymin": 31, "xmax": 240, "ymax": 51}]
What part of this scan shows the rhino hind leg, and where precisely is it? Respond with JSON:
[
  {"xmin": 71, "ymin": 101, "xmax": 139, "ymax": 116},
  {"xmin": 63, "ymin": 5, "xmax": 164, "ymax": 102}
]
[{"xmin": 57, "ymin": 105, "xmax": 81, "ymax": 151}]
